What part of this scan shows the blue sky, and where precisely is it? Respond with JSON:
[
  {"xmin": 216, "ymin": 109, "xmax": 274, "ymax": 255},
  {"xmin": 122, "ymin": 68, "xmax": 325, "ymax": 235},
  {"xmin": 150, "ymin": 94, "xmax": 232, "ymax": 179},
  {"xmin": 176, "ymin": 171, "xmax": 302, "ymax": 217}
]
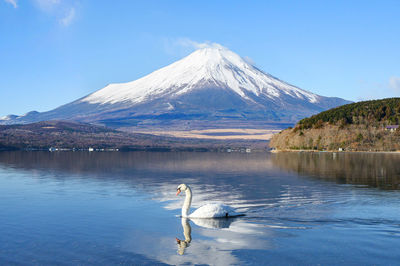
[{"xmin": 1, "ymin": 0, "xmax": 399, "ymax": 117}]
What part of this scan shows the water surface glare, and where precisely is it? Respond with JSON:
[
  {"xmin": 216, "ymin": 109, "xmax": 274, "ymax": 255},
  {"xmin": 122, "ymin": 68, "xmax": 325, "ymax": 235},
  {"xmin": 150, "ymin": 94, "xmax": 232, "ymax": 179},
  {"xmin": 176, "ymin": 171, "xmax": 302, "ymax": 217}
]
[{"xmin": 0, "ymin": 151, "xmax": 399, "ymax": 265}]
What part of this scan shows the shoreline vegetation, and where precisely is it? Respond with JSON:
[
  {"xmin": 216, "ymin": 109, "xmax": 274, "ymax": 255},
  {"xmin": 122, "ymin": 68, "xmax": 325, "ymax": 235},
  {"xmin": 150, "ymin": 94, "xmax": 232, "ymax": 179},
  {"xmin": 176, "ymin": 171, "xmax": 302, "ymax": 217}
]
[
  {"xmin": 271, "ymin": 149, "xmax": 400, "ymax": 154},
  {"xmin": 270, "ymin": 98, "xmax": 400, "ymax": 152}
]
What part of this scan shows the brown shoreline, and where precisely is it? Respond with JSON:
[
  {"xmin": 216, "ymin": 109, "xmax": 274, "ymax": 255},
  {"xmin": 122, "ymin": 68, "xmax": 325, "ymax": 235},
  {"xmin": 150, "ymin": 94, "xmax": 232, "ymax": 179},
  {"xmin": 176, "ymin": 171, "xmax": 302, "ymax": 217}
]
[{"xmin": 271, "ymin": 149, "xmax": 400, "ymax": 154}]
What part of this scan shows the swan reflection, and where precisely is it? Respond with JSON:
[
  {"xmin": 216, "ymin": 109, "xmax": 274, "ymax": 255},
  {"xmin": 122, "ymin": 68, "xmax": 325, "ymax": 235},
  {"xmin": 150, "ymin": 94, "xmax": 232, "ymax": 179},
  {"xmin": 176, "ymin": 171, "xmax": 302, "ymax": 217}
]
[
  {"xmin": 176, "ymin": 218, "xmax": 192, "ymax": 255},
  {"xmin": 190, "ymin": 217, "xmax": 235, "ymax": 229},
  {"xmin": 176, "ymin": 217, "xmax": 237, "ymax": 255}
]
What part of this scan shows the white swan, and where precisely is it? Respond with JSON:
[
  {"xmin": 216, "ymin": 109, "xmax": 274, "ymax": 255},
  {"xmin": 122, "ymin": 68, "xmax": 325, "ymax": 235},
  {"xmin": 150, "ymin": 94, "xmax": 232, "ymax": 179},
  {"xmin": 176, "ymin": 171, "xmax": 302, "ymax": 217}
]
[{"xmin": 176, "ymin": 184, "xmax": 242, "ymax": 218}]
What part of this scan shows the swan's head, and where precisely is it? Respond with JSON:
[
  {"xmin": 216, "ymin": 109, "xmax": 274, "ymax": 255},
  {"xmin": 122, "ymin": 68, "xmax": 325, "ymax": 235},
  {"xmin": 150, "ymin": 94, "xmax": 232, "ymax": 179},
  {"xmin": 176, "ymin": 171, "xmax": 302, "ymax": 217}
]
[{"xmin": 176, "ymin": 184, "xmax": 188, "ymax": 196}]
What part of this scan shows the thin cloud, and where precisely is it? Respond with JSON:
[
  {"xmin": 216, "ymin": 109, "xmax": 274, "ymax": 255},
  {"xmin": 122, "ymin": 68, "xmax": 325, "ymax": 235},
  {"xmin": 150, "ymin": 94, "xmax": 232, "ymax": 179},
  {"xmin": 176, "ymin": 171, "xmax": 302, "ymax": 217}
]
[
  {"xmin": 389, "ymin": 76, "xmax": 400, "ymax": 93},
  {"xmin": 4, "ymin": 0, "xmax": 17, "ymax": 8},
  {"xmin": 357, "ymin": 76, "xmax": 400, "ymax": 101},
  {"xmin": 175, "ymin": 38, "xmax": 225, "ymax": 50},
  {"xmin": 33, "ymin": 0, "xmax": 77, "ymax": 27},
  {"xmin": 34, "ymin": 0, "xmax": 60, "ymax": 11},
  {"xmin": 162, "ymin": 37, "xmax": 228, "ymax": 58},
  {"xmin": 59, "ymin": 7, "xmax": 75, "ymax": 26},
  {"xmin": 243, "ymin": 56, "xmax": 255, "ymax": 65}
]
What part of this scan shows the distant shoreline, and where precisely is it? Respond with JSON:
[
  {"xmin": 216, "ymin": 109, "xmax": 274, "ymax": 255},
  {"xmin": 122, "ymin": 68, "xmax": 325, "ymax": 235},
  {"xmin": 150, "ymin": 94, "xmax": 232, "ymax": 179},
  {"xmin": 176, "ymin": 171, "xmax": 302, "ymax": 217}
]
[
  {"xmin": 271, "ymin": 149, "xmax": 400, "ymax": 154},
  {"xmin": 0, "ymin": 148, "xmax": 269, "ymax": 153},
  {"xmin": 0, "ymin": 121, "xmax": 270, "ymax": 153}
]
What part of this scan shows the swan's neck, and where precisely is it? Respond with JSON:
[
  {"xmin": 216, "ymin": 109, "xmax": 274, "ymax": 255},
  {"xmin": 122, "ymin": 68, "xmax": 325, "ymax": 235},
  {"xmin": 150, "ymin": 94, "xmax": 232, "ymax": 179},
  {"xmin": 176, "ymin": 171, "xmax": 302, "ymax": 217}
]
[{"xmin": 182, "ymin": 187, "xmax": 192, "ymax": 217}]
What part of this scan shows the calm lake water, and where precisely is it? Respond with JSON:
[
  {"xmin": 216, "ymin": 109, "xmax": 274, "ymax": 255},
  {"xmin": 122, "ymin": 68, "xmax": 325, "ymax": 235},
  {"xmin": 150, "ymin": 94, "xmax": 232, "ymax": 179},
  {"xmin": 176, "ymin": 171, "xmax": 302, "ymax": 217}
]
[{"xmin": 0, "ymin": 151, "xmax": 399, "ymax": 265}]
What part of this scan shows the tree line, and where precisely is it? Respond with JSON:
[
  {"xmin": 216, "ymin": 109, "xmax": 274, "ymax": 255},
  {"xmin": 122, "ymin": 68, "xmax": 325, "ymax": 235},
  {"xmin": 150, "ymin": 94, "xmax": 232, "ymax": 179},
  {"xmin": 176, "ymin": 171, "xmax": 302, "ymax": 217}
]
[{"xmin": 298, "ymin": 98, "xmax": 400, "ymax": 130}]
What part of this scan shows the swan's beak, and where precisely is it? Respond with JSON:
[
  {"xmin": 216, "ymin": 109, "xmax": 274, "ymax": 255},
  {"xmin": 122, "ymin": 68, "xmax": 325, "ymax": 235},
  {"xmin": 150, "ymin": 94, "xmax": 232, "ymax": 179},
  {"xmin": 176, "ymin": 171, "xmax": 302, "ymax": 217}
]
[{"xmin": 176, "ymin": 189, "xmax": 181, "ymax": 196}]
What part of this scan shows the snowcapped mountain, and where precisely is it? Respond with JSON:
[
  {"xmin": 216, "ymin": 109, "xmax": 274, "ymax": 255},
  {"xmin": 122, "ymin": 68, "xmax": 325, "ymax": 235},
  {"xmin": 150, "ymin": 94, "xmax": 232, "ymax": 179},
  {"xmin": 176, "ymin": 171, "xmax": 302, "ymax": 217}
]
[
  {"xmin": 83, "ymin": 45, "xmax": 319, "ymax": 105},
  {"xmin": 0, "ymin": 44, "xmax": 351, "ymax": 129}
]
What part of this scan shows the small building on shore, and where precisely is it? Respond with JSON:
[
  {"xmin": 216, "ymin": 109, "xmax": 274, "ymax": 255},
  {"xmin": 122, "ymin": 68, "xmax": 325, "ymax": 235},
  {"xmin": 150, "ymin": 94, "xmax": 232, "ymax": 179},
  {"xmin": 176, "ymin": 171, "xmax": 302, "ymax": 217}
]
[{"xmin": 385, "ymin": 125, "xmax": 399, "ymax": 132}]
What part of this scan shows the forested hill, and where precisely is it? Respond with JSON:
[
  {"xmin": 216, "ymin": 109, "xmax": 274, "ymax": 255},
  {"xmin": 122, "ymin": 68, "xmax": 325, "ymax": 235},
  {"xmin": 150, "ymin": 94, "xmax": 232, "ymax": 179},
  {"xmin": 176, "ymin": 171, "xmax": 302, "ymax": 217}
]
[
  {"xmin": 298, "ymin": 98, "xmax": 400, "ymax": 129},
  {"xmin": 270, "ymin": 98, "xmax": 400, "ymax": 152}
]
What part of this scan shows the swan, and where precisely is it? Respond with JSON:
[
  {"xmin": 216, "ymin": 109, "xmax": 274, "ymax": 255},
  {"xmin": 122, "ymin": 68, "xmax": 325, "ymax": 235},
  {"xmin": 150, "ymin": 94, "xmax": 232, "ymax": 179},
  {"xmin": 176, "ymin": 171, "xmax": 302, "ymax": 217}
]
[{"xmin": 176, "ymin": 183, "xmax": 242, "ymax": 218}]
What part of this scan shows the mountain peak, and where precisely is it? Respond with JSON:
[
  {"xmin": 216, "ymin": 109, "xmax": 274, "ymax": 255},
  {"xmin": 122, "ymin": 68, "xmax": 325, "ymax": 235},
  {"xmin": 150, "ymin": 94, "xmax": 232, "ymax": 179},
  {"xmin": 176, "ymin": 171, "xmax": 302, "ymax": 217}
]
[
  {"xmin": 82, "ymin": 44, "xmax": 320, "ymax": 105},
  {"xmin": 185, "ymin": 45, "xmax": 248, "ymax": 69}
]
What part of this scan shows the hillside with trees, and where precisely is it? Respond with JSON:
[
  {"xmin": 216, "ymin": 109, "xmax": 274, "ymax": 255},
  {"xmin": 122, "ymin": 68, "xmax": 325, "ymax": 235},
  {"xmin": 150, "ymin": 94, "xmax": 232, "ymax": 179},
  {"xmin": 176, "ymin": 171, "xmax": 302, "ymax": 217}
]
[{"xmin": 270, "ymin": 98, "xmax": 400, "ymax": 152}]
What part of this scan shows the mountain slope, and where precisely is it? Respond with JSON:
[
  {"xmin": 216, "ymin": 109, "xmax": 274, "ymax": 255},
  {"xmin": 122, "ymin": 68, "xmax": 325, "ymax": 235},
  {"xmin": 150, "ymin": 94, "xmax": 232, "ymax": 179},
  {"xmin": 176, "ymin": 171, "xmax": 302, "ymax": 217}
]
[{"xmin": 0, "ymin": 45, "xmax": 351, "ymax": 130}]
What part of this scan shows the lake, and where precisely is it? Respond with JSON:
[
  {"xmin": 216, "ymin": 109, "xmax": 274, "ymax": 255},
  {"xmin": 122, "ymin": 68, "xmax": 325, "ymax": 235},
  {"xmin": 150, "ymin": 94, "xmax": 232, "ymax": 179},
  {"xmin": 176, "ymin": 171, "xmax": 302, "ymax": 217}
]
[{"xmin": 0, "ymin": 151, "xmax": 399, "ymax": 265}]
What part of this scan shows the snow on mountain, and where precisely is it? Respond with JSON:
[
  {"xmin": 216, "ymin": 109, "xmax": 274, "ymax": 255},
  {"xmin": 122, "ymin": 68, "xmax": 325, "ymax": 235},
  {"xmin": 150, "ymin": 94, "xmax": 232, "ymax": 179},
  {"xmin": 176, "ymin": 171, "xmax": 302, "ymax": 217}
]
[
  {"xmin": 0, "ymin": 44, "xmax": 351, "ymax": 129},
  {"xmin": 0, "ymin": 114, "xmax": 18, "ymax": 121},
  {"xmin": 82, "ymin": 44, "xmax": 319, "ymax": 105}
]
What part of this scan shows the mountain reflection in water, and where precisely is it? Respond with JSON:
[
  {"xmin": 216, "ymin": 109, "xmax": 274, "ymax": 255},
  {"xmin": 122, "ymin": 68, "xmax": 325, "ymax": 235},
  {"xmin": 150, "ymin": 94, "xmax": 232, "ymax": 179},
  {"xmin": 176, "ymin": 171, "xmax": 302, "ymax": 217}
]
[
  {"xmin": 271, "ymin": 152, "xmax": 400, "ymax": 190},
  {"xmin": 2, "ymin": 151, "xmax": 399, "ymax": 191}
]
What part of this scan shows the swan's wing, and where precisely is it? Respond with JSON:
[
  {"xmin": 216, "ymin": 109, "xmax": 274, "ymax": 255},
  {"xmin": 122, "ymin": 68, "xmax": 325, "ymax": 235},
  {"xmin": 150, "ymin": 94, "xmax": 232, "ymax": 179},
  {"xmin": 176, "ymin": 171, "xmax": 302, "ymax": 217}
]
[{"xmin": 189, "ymin": 203, "xmax": 239, "ymax": 218}]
